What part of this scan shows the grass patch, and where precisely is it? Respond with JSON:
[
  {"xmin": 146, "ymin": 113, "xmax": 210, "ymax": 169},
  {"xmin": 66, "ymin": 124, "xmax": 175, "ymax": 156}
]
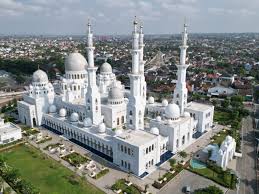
[
  {"xmin": 214, "ymin": 111, "xmax": 232, "ymax": 126},
  {"xmin": 188, "ymin": 164, "xmax": 236, "ymax": 189},
  {"xmin": 94, "ymin": 168, "xmax": 109, "ymax": 179},
  {"xmin": 0, "ymin": 145, "xmax": 104, "ymax": 194},
  {"xmin": 211, "ymin": 129, "xmax": 230, "ymax": 146},
  {"xmin": 62, "ymin": 152, "xmax": 89, "ymax": 167},
  {"xmin": 111, "ymin": 179, "xmax": 142, "ymax": 194}
]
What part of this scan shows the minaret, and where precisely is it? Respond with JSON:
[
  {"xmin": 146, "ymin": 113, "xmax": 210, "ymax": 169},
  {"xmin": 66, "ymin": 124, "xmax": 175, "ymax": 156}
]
[
  {"xmin": 127, "ymin": 17, "xmax": 145, "ymax": 130},
  {"xmin": 85, "ymin": 20, "xmax": 102, "ymax": 125},
  {"xmin": 139, "ymin": 24, "xmax": 147, "ymax": 112},
  {"xmin": 173, "ymin": 22, "xmax": 190, "ymax": 115},
  {"xmin": 139, "ymin": 24, "xmax": 145, "ymax": 73}
]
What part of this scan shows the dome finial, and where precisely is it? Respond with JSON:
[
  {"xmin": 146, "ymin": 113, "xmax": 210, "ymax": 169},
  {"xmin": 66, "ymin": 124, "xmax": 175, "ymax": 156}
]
[
  {"xmin": 133, "ymin": 16, "xmax": 138, "ymax": 33},
  {"xmin": 87, "ymin": 18, "xmax": 91, "ymax": 34}
]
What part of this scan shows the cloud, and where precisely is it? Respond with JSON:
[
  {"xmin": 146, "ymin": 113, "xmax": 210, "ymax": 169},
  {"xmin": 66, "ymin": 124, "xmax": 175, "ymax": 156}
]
[{"xmin": 208, "ymin": 7, "xmax": 256, "ymax": 16}]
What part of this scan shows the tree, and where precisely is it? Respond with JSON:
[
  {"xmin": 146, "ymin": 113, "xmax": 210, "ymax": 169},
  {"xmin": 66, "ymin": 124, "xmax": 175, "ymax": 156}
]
[
  {"xmin": 221, "ymin": 99, "xmax": 230, "ymax": 108},
  {"xmin": 178, "ymin": 151, "xmax": 187, "ymax": 158},
  {"xmin": 194, "ymin": 185, "xmax": 223, "ymax": 194}
]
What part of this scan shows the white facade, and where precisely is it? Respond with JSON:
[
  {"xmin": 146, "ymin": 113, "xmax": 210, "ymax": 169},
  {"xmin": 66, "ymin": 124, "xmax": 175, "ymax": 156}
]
[
  {"xmin": 0, "ymin": 118, "xmax": 22, "ymax": 145},
  {"xmin": 216, "ymin": 136, "xmax": 236, "ymax": 169}
]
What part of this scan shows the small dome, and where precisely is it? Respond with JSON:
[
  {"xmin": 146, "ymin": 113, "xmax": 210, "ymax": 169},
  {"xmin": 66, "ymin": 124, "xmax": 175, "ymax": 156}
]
[
  {"xmin": 49, "ymin": 104, "xmax": 57, "ymax": 113},
  {"xmin": 150, "ymin": 127, "xmax": 159, "ymax": 135},
  {"xmin": 70, "ymin": 112, "xmax": 79, "ymax": 122},
  {"xmin": 183, "ymin": 112, "xmax": 190, "ymax": 117},
  {"xmin": 156, "ymin": 116, "xmax": 162, "ymax": 122},
  {"xmin": 165, "ymin": 103, "xmax": 180, "ymax": 119},
  {"xmin": 148, "ymin": 96, "xmax": 155, "ymax": 104},
  {"xmin": 100, "ymin": 62, "xmax": 112, "ymax": 73},
  {"xmin": 115, "ymin": 129, "xmax": 123, "ymax": 136},
  {"xmin": 108, "ymin": 87, "xmax": 124, "ymax": 100},
  {"xmin": 65, "ymin": 52, "xmax": 88, "ymax": 72},
  {"xmin": 83, "ymin": 118, "xmax": 92, "ymax": 127},
  {"xmin": 226, "ymin": 135, "xmax": 233, "ymax": 143},
  {"xmin": 32, "ymin": 69, "xmax": 48, "ymax": 83},
  {"xmin": 98, "ymin": 123, "xmax": 106, "ymax": 133},
  {"xmin": 59, "ymin": 108, "xmax": 67, "ymax": 117},
  {"xmin": 162, "ymin": 99, "xmax": 168, "ymax": 107}
]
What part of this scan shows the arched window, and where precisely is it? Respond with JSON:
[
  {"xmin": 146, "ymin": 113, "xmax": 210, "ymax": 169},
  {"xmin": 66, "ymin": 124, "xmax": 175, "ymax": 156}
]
[
  {"xmin": 176, "ymin": 139, "xmax": 179, "ymax": 148},
  {"xmin": 182, "ymin": 135, "xmax": 185, "ymax": 145},
  {"xmin": 117, "ymin": 118, "xmax": 120, "ymax": 125},
  {"xmin": 121, "ymin": 116, "xmax": 124, "ymax": 124},
  {"xmin": 129, "ymin": 110, "xmax": 133, "ymax": 115},
  {"xmin": 176, "ymin": 93, "xmax": 179, "ymax": 98}
]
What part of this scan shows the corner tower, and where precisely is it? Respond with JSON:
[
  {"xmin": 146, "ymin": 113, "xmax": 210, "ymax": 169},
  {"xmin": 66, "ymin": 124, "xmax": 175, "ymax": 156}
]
[
  {"xmin": 85, "ymin": 20, "xmax": 102, "ymax": 125},
  {"xmin": 127, "ymin": 17, "xmax": 145, "ymax": 130},
  {"xmin": 173, "ymin": 22, "xmax": 190, "ymax": 115}
]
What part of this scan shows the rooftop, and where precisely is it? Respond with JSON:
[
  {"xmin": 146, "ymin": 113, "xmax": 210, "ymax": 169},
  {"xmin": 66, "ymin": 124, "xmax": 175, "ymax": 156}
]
[
  {"xmin": 0, "ymin": 122, "xmax": 21, "ymax": 136},
  {"xmin": 186, "ymin": 101, "xmax": 213, "ymax": 112}
]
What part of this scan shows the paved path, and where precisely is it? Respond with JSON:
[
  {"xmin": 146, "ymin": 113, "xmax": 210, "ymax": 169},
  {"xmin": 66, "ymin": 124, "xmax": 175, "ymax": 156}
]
[{"xmin": 237, "ymin": 116, "xmax": 257, "ymax": 194}]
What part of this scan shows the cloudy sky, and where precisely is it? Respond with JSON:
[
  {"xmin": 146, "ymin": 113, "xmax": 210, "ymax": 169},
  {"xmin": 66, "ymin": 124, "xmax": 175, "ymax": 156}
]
[{"xmin": 0, "ymin": 0, "xmax": 259, "ymax": 35}]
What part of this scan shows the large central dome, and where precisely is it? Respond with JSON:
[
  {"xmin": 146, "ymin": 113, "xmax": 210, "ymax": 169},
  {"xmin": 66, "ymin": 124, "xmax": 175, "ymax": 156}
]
[{"xmin": 65, "ymin": 52, "xmax": 88, "ymax": 72}]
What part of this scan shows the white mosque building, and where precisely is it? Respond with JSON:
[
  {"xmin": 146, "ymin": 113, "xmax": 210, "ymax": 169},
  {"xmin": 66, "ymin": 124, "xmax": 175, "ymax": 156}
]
[{"xmin": 18, "ymin": 19, "xmax": 214, "ymax": 177}]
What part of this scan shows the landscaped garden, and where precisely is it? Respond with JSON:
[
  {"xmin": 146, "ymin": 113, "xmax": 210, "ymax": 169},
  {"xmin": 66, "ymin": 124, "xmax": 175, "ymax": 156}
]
[
  {"xmin": 43, "ymin": 142, "xmax": 63, "ymax": 150},
  {"xmin": 62, "ymin": 152, "xmax": 90, "ymax": 167},
  {"xmin": 210, "ymin": 129, "xmax": 230, "ymax": 145},
  {"xmin": 212, "ymin": 95, "xmax": 249, "ymax": 152},
  {"xmin": 22, "ymin": 127, "xmax": 40, "ymax": 136},
  {"xmin": 0, "ymin": 144, "xmax": 104, "ymax": 194},
  {"xmin": 188, "ymin": 162, "xmax": 237, "ymax": 189},
  {"xmin": 94, "ymin": 168, "xmax": 109, "ymax": 179},
  {"xmin": 111, "ymin": 179, "xmax": 143, "ymax": 194},
  {"xmin": 152, "ymin": 159, "xmax": 184, "ymax": 189}
]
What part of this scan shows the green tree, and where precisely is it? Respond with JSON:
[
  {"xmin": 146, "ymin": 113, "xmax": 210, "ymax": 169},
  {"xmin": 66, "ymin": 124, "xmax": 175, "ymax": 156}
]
[{"xmin": 194, "ymin": 185, "xmax": 223, "ymax": 194}]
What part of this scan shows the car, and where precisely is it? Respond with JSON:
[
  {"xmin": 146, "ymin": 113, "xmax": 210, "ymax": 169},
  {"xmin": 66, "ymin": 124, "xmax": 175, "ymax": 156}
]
[{"xmin": 183, "ymin": 186, "xmax": 191, "ymax": 193}]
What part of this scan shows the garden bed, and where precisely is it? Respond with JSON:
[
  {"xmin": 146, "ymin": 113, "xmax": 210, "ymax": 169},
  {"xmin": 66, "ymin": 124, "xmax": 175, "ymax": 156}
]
[
  {"xmin": 36, "ymin": 136, "xmax": 52, "ymax": 144},
  {"xmin": 111, "ymin": 179, "xmax": 142, "ymax": 194},
  {"xmin": 94, "ymin": 168, "xmax": 109, "ymax": 179},
  {"xmin": 62, "ymin": 152, "xmax": 89, "ymax": 167}
]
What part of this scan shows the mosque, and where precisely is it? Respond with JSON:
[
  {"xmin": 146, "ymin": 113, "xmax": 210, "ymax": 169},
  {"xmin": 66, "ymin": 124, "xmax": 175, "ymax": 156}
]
[{"xmin": 17, "ymin": 19, "xmax": 214, "ymax": 177}]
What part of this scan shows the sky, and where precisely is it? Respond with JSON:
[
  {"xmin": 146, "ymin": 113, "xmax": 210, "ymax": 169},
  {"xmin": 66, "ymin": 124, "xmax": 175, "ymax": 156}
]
[{"xmin": 0, "ymin": 0, "xmax": 259, "ymax": 35}]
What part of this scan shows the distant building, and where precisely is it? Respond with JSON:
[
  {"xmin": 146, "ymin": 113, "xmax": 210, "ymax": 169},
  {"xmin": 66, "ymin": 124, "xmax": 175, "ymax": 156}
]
[{"xmin": 0, "ymin": 117, "xmax": 22, "ymax": 145}]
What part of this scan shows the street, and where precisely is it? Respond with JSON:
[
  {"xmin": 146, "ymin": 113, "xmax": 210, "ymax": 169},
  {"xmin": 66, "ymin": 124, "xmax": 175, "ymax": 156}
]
[{"xmin": 237, "ymin": 116, "xmax": 257, "ymax": 194}]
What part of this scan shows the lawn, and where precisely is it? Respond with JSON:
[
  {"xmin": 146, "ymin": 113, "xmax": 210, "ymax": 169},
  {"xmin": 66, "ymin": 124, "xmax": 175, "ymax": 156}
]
[
  {"xmin": 0, "ymin": 145, "xmax": 104, "ymax": 194},
  {"xmin": 214, "ymin": 111, "xmax": 232, "ymax": 126},
  {"xmin": 188, "ymin": 166, "xmax": 236, "ymax": 189},
  {"xmin": 211, "ymin": 129, "xmax": 230, "ymax": 145}
]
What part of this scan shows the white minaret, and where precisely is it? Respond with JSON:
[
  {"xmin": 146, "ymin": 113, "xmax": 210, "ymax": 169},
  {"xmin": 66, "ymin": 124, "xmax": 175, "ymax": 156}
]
[
  {"xmin": 85, "ymin": 20, "xmax": 102, "ymax": 125},
  {"xmin": 139, "ymin": 24, "xmax": 147, "ymax": 114},
  {"xmin": 127, "ymin": 17, "xmax": 145, "ymax": 130},
  {"xmin": 173, "ymin": 22, "xmax": 190, "ymax": 115}
]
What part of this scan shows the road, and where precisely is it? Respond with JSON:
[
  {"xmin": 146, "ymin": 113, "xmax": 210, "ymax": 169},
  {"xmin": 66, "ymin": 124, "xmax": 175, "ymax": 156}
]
[{"xmin": 237, "ymin": 116, "xmax": 257, "ymax": 194}]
